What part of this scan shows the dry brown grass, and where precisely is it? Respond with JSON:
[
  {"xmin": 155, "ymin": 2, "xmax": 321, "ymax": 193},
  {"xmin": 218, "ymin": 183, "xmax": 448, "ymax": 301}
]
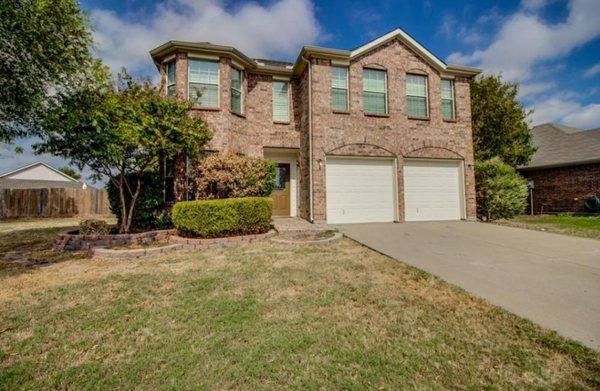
[{"xmin": 0, "ymin": 222, "xmax": 598, "ymax": 389}]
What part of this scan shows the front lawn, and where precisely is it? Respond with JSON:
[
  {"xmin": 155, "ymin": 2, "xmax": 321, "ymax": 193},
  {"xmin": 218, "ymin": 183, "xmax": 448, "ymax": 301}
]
[
  {"xmin": 497, "ymin": 215, "xmax": 600, "ymax": 240},
  {"xmin": 0, "ymin": 222, "xmax": 598, "ymax": 389}
]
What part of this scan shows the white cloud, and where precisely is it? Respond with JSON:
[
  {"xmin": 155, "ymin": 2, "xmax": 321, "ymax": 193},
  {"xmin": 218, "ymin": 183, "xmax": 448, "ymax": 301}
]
[
  {"xmin": 530, "ymin": 97, "xmax": 600, "ymax": 129},
  {"xmin": 519, "ymin": 81, "xmax": 557, "ymax": 99},
  {"xmin": 583, "ymin": 63, "xmax": 600, "ymax": 78},
  {"xmin": 92, "ymin": 0, "xmax": 322, "ymax": 75},
  {"xmin": 448, "ymin": 0, "xmax": 600, "ymax": 81},
  {"xmin": 521, "ymin": 0, "xmax": 550, "ymax": 11}
]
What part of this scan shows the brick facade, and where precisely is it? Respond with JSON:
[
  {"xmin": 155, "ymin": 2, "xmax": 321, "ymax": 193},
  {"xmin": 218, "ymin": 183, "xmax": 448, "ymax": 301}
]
[
  {"xmin": 519, "ymin": 164, "xmax": 600, "ymax": 214},
  {"xmin": 154, "ymin": 35, "xmax": 478, "ymax": 222}
]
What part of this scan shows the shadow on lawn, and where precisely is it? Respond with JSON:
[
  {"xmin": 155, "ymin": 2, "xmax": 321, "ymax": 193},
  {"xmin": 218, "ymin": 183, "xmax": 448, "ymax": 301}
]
[{"xmin": 0, "ymin": 226, "xmax": 87, "ymax": 278}]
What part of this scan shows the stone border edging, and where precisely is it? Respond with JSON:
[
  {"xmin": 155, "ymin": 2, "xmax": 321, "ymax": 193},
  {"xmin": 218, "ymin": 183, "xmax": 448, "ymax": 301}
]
[
  {"xmin": 54, "ymin": 229, "xmax": 176, "ymax": 251},
  {"xmin": 91, "ymin": 230, "xmax": 276, "ymax": 259},
  {"xmin": 270, "ymin": 231, "xmax": 343, "ymax": 245}
]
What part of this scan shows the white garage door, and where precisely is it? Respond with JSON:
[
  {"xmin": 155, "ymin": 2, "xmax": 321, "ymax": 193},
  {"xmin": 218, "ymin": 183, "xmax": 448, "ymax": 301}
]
[
  {"xmin": 326, "ymin": 157, "xmax": 396, "ymax": 224},
  {"xmin": 403, "ymin": 159, "xmax": 463, "ymax": 221}
]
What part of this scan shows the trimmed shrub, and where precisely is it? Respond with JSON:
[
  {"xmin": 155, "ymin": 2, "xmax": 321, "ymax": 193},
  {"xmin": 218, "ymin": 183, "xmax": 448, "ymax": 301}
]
[
  {"xmin": 106, "ymin": 171, "xmax": 173, "ymax": 230},
  {"xmin": 172, "ymin": 197, "xmax": 272, "ymax": 238},
  {"xmin": 475, "ymin": 157, "xmax": 528, "ymax": 221},
  {"xmin": 192, "ymin": 153, "xmax": 276, "ymax": 199},
  {"xmin": 79, "ymin": 219, "xmax": 109, "ymax": 235}
]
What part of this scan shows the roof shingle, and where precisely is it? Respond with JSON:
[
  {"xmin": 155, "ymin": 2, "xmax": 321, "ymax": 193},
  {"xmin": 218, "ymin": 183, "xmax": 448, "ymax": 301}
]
[{"xmin": 520, "ymin": 123, "xmax": 600, "ymax": 169}]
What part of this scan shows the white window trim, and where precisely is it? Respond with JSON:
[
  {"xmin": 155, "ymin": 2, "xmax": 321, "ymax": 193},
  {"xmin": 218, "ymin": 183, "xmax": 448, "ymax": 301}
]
[
  {"xmin": 442, "ymin": 79, "xmax": 455, "ymax": 120},
  {"xmin": 231, "ymin": 66, "xmax": 244, "ymax": 114},
  {"xmin": 273, "ymin": 80, "xmax": 290, "ymax": 122},
  {"xmin": 188, "ymin": 58, "xmax": 220, "ymax": 109},
  {"xmin": 332, "ymin": 66, "xmax": 349, "ymax": 111},
  {"xmin": 406, "ymin": 73, "xmax": 429, "ymax": 118},
  {"xmin": 166, "ymin": 61, "xmax": 176, "ymax": 96},
  {"xmin": 363, "ymin": 68, "xmax": 388, "ymax": 115}
]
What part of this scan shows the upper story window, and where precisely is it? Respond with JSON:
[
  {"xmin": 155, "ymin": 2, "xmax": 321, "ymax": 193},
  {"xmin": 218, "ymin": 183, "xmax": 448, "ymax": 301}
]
[
  {"xmin": 166, "ymin": 61, "xmax": 176, "ymax": 96},
  {"xmin": 273, "ymin": 80, "xmax": 290, "ymax": 122},
  {"xmin": 441, "ymin": 79, "xmax": 455, "ymax": 120},
  {"xmin": 332, "ymin": 66, "xmax": 349, "ymax": 111},
  {"xmin": 231, "ymin": 67, "xmax": 243, "ymax": 114},
  {"xmin": 406, "ymin": 74, "xmax": 429, "ymax": 118},
  {"xmin": 189, "ymin": 59, "xmax": 219, "ymax": 108},
  {"xmin": 363, "ymin": 68, "xmax": 387, "ymax": 115}
]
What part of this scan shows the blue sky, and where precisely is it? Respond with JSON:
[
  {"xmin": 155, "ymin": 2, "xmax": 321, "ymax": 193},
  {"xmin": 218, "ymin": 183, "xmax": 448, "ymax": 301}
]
[{"xmin": 2, "ymin": 0, "xmax": 599, "ymax": 182}]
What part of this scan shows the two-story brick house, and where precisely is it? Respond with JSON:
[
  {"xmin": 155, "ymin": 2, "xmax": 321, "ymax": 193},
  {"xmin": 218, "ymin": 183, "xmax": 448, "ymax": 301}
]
[{"xmin": 150, "ymin": 28, "xmax": 481, "ymax": 224}]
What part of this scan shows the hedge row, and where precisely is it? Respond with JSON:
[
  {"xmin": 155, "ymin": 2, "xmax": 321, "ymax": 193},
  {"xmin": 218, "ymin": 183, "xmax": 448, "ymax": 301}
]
[{"xmin": 172, "ymin": 197, "xmax": 272, "ymax": 238}]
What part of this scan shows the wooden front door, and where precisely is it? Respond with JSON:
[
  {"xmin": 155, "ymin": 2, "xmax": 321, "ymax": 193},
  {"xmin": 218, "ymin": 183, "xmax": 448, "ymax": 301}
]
[{"xmin": 272, "ymin": 163, "xmax": 291, "ymax": 216}]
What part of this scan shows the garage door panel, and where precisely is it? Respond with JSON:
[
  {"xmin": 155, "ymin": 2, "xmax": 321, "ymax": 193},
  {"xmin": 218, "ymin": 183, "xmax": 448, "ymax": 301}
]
[
  {"xmin": 326, "ymin": 158, "xmax": 395, "ymax": 224},
  {"xmin": 404, "ymin": 160, "xmax": 462, "ymax": 221}
]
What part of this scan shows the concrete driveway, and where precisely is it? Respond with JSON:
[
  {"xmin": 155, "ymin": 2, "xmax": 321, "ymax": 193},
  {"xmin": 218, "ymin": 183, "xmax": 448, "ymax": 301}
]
[{"xmin": 338, "ymin": 221, "xmax": 600, "ymax": 351}]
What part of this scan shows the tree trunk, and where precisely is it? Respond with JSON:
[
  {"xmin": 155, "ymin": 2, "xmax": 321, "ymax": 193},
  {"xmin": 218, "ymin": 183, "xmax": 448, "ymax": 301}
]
[
  {"xmin": 117, "ymin": 175, "xmax": 128, "ymax": 234},
  {"xmin": 123, "ymin": 173, "xmax": 142, "ymax": 234}
]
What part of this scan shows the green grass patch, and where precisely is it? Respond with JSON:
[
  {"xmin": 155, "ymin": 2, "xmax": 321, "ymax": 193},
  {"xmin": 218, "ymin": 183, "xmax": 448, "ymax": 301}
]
[{"xmin": 499, "ymin": 215, "xmax": 600, "ymax": 240}]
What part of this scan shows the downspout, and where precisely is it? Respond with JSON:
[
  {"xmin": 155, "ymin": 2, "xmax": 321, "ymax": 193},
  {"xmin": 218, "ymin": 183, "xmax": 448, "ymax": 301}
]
[{"xmin": 301, "ymin": 56, "xmax": 314, "ymax": 222}]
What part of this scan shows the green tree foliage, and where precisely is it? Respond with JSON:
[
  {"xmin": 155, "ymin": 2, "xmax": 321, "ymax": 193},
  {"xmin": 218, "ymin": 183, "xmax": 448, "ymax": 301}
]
[
  {"xmin": 0, "ymin": 0, "xmax": 93, "ymax": 142},
  {"xmin": 475, "ymin": 157, "xmax": 528, "ymax": 221},
  {"xmin": 58, "ymin": 166, "xmax": 81, "ymax": 180},
  {"xmin": 35, "ymin": 67, "xmax": 212, "ymax": 233},
  {"xmin": 471, "ymin": 75, "xmax": 536, "ymax": 167},
  {"xmin": 106, "ymin": 171, "xmax": 173, "ymax": 231}
]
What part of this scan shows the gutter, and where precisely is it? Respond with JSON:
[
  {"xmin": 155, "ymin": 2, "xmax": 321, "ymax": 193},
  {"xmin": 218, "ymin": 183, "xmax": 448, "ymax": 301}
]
[{"xmin": 301, "ymin": 56, "xmax": 314, "ymax": 223}]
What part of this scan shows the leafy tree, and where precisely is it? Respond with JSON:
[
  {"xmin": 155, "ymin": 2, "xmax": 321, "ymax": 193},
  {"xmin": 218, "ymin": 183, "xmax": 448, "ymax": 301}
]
[
  {"xmin": 471, "ymin": 75, "xmax": 536, "ymax": 167},
  {"xmin": 0, "ymin": 0, "xmax": 93, "ymax": 143},
  {"xmin": 58, "ymin": 166, "xmax": 81, "ymax": 180},
  {"xmin": 35, "ymin": 67, "xmax": 212, "ymax": 233}
]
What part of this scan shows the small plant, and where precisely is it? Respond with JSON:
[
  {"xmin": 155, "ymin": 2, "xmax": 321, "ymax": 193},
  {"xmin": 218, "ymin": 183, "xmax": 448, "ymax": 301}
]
[
  {"xmin": 475, "ymin": 157, "xmax": 527, "ymax": 221},
  {"xmin": 79, "ymin": 219, "xmax": 109, "ymax": 235},
  {"xmin": 172, "ymin": 197, "xmax": 272, "ymax": 238}
]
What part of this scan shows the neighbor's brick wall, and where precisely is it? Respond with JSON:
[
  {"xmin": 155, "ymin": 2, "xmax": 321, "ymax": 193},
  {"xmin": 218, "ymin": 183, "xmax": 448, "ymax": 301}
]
[
  {"xmin": 308, "ymin": 39, "xmax": 476, "ymax": 221},
  {"xmin": 519, "ymin": 163, "xmax": 600, "ymax": 214}
]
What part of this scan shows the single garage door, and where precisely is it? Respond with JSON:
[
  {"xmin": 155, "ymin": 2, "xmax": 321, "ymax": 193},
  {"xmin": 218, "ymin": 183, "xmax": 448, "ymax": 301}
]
[
  {"xmin": 403, "ymin": 159, "xmax": 463, "ymax": 221},
  {"xmin": 326, "ymin": 157, "xmax": 396, "ymax": 224}
]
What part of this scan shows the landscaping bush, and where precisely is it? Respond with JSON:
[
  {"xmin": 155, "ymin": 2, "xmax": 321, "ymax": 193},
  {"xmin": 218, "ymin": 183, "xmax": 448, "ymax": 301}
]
[
  {"xmin": 172, "ymin": 197, "xmax": 272, "ymax": 238},
  {"xmin": 79, "ymin": 219, "xmax": 109, "ymax": 235},
  {"xmin": 475, "ymin": 157, "xmax": 528, "ymax": 221},
  {"xmin": 192, "ymin": 153, "xmax": 276, "ymax": 199},
  {"xmin": 107, "ymin": 171, "xmax": 173, "ymax": 231}
]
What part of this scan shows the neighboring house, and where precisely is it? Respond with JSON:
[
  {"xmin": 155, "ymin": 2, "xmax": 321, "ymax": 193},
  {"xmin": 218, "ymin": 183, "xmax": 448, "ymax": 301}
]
[
  {"xmin": 150, "ymin": 28, "xmax": 481, "ymax": 224},
  {"xmin": 518, "ymin": 123, "xmax": 600, "ymax": 214},
  {"xmin": 0, "ymin": 162, "xmax": 86, "ymax": 189}
]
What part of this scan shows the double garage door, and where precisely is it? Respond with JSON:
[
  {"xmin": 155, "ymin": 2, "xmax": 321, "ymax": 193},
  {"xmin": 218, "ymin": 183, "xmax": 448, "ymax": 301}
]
[{"xmin": 326, "ymin": 157, "xmax": 463, "ymax": 224}]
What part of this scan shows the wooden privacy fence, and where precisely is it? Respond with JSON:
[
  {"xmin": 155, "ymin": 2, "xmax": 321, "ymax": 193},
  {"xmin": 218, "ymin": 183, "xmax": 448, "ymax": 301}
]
[{"xmin": 0, "ymin": 188, "xmax": 111, "ymax": 218}]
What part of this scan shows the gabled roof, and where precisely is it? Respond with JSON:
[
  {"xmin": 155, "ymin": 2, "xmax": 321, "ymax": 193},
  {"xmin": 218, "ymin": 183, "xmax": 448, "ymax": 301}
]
[
  {"xmin": 150, "ymin": 27, "xmax": 482, "ymax": 78},
  {"xmin": 0, "ymin": 161, "xmax": 80, "ymax": 182},
  {"xmin": 519, "ymin": 123, "xmax": 600, "ymax": 170}
]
